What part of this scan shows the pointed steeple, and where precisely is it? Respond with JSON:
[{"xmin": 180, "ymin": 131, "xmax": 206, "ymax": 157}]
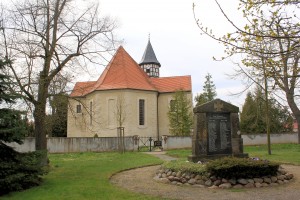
[
  {"xmin": 139, "ymin": 39, "xmax": 161, "ymax": 67},
  {"xmin": 139, "ymin": 38, "xmax": 161, "ymax": 78}
]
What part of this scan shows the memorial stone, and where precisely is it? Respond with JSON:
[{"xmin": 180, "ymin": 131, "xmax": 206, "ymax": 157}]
[{"xmin": 188, "ymin": 99, "xmax": 248, "ymax": 162}]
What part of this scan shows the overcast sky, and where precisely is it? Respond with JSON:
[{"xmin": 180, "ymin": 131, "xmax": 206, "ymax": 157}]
[{"xmin": 96, "ymin": 0, "xmax": 246, "ymax": 106}]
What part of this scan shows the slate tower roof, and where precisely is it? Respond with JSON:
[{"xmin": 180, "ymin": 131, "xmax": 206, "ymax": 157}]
[{"xmin": 139, "ymin": 40, "xmax": 161, "ymax": 67}]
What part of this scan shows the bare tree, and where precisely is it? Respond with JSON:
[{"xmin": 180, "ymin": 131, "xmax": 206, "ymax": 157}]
[
  {"xmin": 115, "ymin": 93, "xmax": 127, "ymax": 153},
  {"xmin": 115, "ymin": 93, "xmax": 127, "ymax": 128},
  {"xmin": 0, "ymin": 0, "xmax": 118, "ymax": 161},
  {"xmin": 193, "ymin": 0, "xmax": 300, "ymax": 144}
]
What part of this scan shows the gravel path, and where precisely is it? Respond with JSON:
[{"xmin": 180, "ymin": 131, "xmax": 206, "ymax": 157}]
[{"xmin": 110, "ymin": 152, "xmax": 300, "ymax": 200}]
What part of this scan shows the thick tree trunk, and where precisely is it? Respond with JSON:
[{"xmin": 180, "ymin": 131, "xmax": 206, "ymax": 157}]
[
  {"xmin": 34, "ymin": 103, "xmax": 47, "ymax": 151},
  {"xmin": 286, "ymin": 92, "xmax": 300, "ymax": 144},
  {"xmin": 295, "ymin": 116, "xmax": 300, "ymax": 144},
  {"xmin": 34, "ymin": 75, "xmax": 49, "ymax": 165},
  {"xmin": 33, "ymin": 101, "xmax": 49, "ymax": 166}
]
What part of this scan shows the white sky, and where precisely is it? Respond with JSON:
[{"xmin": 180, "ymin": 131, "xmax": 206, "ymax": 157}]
[{"xmin": 95, "ymin": 0, "xmax": 246, "ymax": 107}]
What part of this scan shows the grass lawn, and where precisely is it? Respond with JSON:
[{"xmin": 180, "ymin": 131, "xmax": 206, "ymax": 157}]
[
  {"xmin": 2, "ymin": 152, "xmax": 164, "ymax": 200},
  {"xmin": 245, "ymin": 143, "xmax": 300, "ymax": 165},
  {"xmin": 166, "ymin": 143, "xmax": 300, "ymax": 165}
]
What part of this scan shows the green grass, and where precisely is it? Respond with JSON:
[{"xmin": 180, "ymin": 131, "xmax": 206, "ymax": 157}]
[
  {"xmin": 2, "ymin": 144, "xmax": 299, "ymax": 199},
  {"xmin": 165, "ymin": 148, "xmax": 191, "ymax": 160},
  {"xmin": 2, "ymin": 152, "xmax": 164, "ymax": 200},
  {"xmin": 166, "ymin": 144, "xmax": 300, "ymax": 165},
  {"xmin": 245, "ymin": 143, "xmax": 300, "ymax": 165}
]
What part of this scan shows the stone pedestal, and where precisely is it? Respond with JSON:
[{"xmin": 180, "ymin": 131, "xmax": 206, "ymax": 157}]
[{"xmin": 188, "ymin": 99, "xmax": 248, "ymax": 162}]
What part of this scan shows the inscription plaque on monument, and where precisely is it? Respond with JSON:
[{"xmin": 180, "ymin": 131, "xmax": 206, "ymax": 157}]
[{"xmin": 207, "ymin": 113, "xmax": 232, "ymax": 155}]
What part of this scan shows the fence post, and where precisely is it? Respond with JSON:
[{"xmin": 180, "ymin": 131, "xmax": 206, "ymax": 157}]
[
  {"xmin": 149, "ymin": 137, "xmax": 153, "ymax": 152},
  {"xmin": 132, "ymin": 135, "xmax": 139, "ymax": 151},
  {"xmin": 162, "ymin": 135, "xmax": 168, "ymax": 150}
]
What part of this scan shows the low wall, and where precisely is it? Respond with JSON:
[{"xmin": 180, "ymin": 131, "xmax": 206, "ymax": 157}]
[
  {"xmin": 7, "ymin": 137, "xmax": 36, "ymax": 152},
  {"xmin": 7, "ymin": 133, "xmax": 298, "ymax": 153},
  {"xmin": 7, "ymin": 137, "xmax": 137, "ymax": 153},
  {"xmin": 242, "ymin": 133, "xmax": 298, "ymax": 145},
  {"xmin": 161, "ymin": 136, "xmax": 192, "ymax": 150},
  {"xmin": 161, "ymin": 133, "xmax": 298, "ymax": 149}
]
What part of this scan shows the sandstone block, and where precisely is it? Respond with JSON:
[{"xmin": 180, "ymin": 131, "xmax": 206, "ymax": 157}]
[
  {"xmin": 286, "ymin": 173, "xmax": 294, "ymax": 180},
  {"xmin": 237, "ymin": 178, "xmax": 248, "ymax": 185},
  {"xmin": 271, "ymin": 176, "xmax": 278, "ymax": 182},
  {"xmin": 262, "ymin": 183, "xmax": 269, "ymax": 187},
  {"xmin": 253, "ymin": 178, "xmax": 263, "ymax": 183},
  {"xmin": 205, "ymin": 180, "xmax": 212, "ymax": 187},
  {"xmin": 160, "ymin": 178, "xmax": 170, "ymax": 184},
  {"xmin": 244, "ymin": 183, "xmax": 255, "ymax": 188},
  {"xmin": 228, "ymin": 178, "xmax": 236, "ymax": 185},
  {"xmin": 233, "ymin": 184, "xmax": 243, "ymax": 189},
  {"xmin": 277, "ymin": 175, "xmax": 285, "ymax": 180},
  {"xmin": 222, "ymin": 178, "xmax": 229, "ymax": 183},
  {"xmin": 208, "ymin": 185, "xmax": 219, "ymax": 189},
  {"xmin": 196, "ymin": 179, "xmax": 205, "ymax": 185},
  {"xmin": 213, "ymin": 179, "xmax": 222, "ymax": 186},
  {"xmin": 270, "ymin": 183, "xmax": 279, "ymax": 187},
  {"xmin": 188, "ymin": 179, "xmax": 196, "ymax": 185},
  {"xmin": 247, "ymin": 179, "xmax": 254, "ymax": 184},
  {"xmin": 255, "ymin": 182, "xmax": 262, "ymax": 188},
  {"xmin": 263, "ymin": 177, "xmax": 272, "ymax": 184},
  {"xmin": 195, "ymin": 175, "xmax": 201, "ymax": 180},
  {"xmin": 219, "ymin": 183, "xmax": 232, "ymax": 189}
]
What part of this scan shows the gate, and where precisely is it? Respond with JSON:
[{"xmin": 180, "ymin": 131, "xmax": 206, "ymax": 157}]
[{"xmin": 137, "ymin": 136, "xmax": 163, "ymax": 152}]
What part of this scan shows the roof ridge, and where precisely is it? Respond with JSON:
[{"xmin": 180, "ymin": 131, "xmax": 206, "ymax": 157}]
[
  {"xmin": 122, "ymin": 47, "xmax": 157, "ymax": 90},
  {"xmin": 93, "ymin": 46, "xmax": 124, "ymax": 89},
  {"xmin": 155, "ymin": 75, "xmax": 191, "ymax": 79},
  {"xmin": 96, "ymin": 46, "xmax": 157, "ymax": 91}
]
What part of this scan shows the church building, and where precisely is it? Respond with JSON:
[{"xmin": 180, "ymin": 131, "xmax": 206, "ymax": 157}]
[{"xmin": 67, "ymin": 40, "xmax": 192, "ymax": 138}]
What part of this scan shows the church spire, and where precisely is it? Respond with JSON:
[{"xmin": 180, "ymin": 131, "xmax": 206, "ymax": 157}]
[{"xmin": 139, "ymin": 37, "xmax": 161, "ymax": 77}]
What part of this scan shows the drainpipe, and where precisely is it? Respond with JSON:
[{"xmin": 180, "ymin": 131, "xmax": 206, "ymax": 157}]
[{"xmin": 157, "ymin": 92, "xmax": 160, "ymax": 140}]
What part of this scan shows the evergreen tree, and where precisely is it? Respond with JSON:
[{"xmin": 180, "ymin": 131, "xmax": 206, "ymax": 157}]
[
  {"xmin": 195, "ymin": 73, "xmax": 217, "ymax": 106},
  {"xmin": 240, "ymin": 92, "xmax": 257, "ymax": 133},
  {"xmin": 46, "ymin": 93, "xmax": 68, "ymax": 137},
  {"xmin": 168, "ymin": 90, "xmax": 193, "ymax": 136},
  {"xmin": 240, "ymin": 87, "xmax": 293, "ymax": 134},
  {"xmin": 0, "ymin": 59, "xmax": 45, "ymax": 196},
  {"xmin": 0, "ymin": 59, "xmax": 16, "ymax": 104},
  {"xmin": 0, "ymin": 59, "xmax": 25, "ymax": 143}
]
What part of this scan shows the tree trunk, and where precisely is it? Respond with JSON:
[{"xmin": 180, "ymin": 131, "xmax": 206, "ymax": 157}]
[
  {"xmin": 34, "ymin": 103, "xmax": 47, "ymax": 151},
  {"xmin": 34, "ymin": 75, "xmax": 49, "ymax": 165},
  {"xmin": 33, "ymin": 101, "xmax": 49, "ymax": 166},
  {"xmin": 286, "ymin": 92, "xmax": 300, "ymax": 144},
  {"xmin": 295, "ymin": 116, "xmax": 300, "ymax": 144}
]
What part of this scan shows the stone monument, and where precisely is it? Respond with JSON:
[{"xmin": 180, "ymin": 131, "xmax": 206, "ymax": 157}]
[{"xmin": 188, "ymin": 99, "xmax": 248, "ymax": 162}]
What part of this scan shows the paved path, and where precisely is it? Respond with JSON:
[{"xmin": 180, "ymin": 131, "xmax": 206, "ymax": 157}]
[{"xmin": 143, "ymin": 151, "xmax": 178, "ymax": 161}]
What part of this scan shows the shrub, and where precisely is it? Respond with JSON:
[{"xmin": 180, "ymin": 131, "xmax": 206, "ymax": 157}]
[
  {"xmin": 0, "ymin": 143, "xmax": 47, "ymax": 196},
  {"xmin": 162, "ymin": 160, "xmax": 207, "ymax": 175},
  {"xmin": 206, "ymin": 157, "xmax": 279, "ymax": 179}
]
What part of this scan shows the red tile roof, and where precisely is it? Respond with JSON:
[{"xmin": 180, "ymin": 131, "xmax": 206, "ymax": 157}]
[
  {"xmin": 150, "ymin": 76, "xmax": 191, "ymax": 93},
  {"xmin": 70, "ymin": 46, "xmax": 191, "ymax": 97},
  {"xmin": 70, "ymin": 81, "xmax": 96, "ymax": 97},
  {"xmin": 93, "ymin": 46, "xmax": 156, "ymax": 91}
]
